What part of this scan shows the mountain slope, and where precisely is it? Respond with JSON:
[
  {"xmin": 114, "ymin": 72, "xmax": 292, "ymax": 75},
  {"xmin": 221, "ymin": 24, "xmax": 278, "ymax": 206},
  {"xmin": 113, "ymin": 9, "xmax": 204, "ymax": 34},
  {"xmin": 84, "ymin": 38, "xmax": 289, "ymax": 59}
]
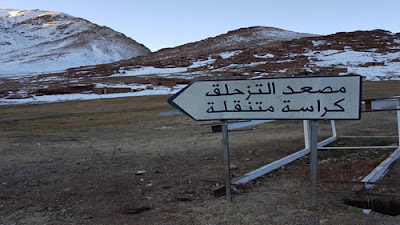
[
  {"xmin": 1, "ymin": 27, "xmax": 399, "ymax": 104},
  {"xmin": 151, "ymin": 26, "xmax": 316, "ymax": 60},
  {"xmin": 0, "ymin": 9, "xmax": 151, "ymax": 76},
  {"xmin": 113, "ymin": 29, "xmax": 399, "ymax": 81}
]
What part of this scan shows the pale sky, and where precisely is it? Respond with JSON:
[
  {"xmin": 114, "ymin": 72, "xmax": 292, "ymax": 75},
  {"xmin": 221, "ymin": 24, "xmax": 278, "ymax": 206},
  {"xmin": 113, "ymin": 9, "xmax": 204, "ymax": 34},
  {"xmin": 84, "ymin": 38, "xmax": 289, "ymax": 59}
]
[{"xmin": 1, "ymin": 0, "xmax": 399, "ymax": 51}]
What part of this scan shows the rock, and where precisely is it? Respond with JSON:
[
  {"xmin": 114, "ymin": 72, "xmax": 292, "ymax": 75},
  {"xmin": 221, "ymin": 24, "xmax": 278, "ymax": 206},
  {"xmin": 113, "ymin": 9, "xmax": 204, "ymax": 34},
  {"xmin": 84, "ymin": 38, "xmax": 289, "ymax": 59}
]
[
  {"xmin": 82, "ymin": 215, "xmax": 93, "ymax": 219},
  {"xmin": 319, "ymin": 219, "xmax": 329, "ymax": 224},
  {"xmin": 319, "ymin": 159, "xmax": 330, "ymax": 164},
  {"xmin": 135, "ymin": 170, "xmax": 147, "ymax": 175},
  {"xmin": 36, "ymin": 207, "xmax": 47, "ymax": 212},
  {"xmin": 121, "ymin": 206, "xmax": 151, "ymax": 214},
  {"xmin": 176, "ymin": 197, "xmax": 192, "ymax": 202}
]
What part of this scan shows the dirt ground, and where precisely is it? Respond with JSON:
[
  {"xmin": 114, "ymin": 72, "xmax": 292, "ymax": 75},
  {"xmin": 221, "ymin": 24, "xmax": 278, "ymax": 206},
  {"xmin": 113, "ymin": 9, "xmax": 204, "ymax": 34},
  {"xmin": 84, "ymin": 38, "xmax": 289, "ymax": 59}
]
[{"xmin": 0, "ymin": 81, "xmax": 400, "ymax": 225}]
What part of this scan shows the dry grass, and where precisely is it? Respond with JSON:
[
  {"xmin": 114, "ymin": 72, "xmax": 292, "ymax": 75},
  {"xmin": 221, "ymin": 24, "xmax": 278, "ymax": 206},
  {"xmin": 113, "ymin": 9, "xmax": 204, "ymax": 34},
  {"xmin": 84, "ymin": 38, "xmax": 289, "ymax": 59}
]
[{"xmin": 0, "ymin": 81, "xmax": 399, "ymax": 224}]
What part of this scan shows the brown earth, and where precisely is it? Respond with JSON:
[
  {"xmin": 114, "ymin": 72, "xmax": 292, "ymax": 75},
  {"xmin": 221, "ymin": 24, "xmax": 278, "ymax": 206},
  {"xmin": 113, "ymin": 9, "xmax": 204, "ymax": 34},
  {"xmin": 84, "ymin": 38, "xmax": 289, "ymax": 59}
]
[{"xmin": 0, "ymin": 81, "xmax": 399, "ymax": 224}]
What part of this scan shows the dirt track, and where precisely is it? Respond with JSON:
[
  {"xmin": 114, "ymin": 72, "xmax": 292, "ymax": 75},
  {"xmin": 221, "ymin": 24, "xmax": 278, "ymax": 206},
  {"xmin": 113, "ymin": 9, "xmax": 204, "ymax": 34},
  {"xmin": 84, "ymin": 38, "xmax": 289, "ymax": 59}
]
[{"xmin": 0, "ymin": 82, "xmax": 400, "ymax": 224}]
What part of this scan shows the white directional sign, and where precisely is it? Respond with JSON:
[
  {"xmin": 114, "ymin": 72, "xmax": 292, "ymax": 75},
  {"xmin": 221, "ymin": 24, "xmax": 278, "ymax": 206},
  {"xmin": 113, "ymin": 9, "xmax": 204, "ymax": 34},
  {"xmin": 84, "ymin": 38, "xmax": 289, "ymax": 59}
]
[{"xmin": 168, "ymin": 76, "xmax": 361, "ymax": 121}]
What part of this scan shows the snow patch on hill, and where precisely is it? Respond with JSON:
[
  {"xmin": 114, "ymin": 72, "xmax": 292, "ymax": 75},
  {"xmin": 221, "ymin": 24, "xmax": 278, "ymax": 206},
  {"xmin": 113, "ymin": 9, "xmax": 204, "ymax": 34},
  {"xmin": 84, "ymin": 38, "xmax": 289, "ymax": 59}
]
[
  {"xmin": 305, "ymin": 48, "xmax": 400, "ymax": 80},
  {"xmin": 0, "ymin": 84, "xmax": 184, "ymax": 105}
]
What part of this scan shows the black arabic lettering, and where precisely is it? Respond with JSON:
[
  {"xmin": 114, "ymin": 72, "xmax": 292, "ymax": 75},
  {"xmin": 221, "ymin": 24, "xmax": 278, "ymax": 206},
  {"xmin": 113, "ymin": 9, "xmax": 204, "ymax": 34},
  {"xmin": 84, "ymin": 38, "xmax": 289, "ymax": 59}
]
[
  {"xmin": 256, "ymin": 101, "xmax": 263, "ymax": 111},
  {"xmin": 223, "ymin": 100, "xmax": 228, "ymax": 112},
  {"xmin": 206, "ymin": 84, "xmax": 221, "ymax": 96},
  {"xmin": 206, "ymin": 102, "xmax": 215, "ymax": 113},
  {"xmin": 205, "ymin": 83, "xmax": 245, "ymax": 96},
  {"xmin": 281, "ymin": 100, "xmax": 315, "ymax": 113},
  {"xmin": 245, "ymin": 82, "xmax": 276, "ymax": 100},
  {"xmin": 283, "ymin": 86, "xmax": 347, "ymax": 95},
  {"xmin": 206, "ymin": 100, "xmax": 275, "ymax": 113},
  {"xmin": 320, "ymin": 86, "xmax": 334, "ymax": 93},
  {"xmin": 248, "ymin": 101, "xmax": 253, "ymax": 111},
  {"xmin": 234, "ymin": 100, "xmax": 242, "ymax": 111},
  {"xmin": 281, "ymin": 98, "xmax": 346, "ymax": 116},
  {"xmin": 281, "ymin": 100, "xmax": 292, "ymax": 112},
  {"xmin": 320, "ymin": 98, "xmax": 345, "ymax": 117},
  {"xmin": 224, "ymin": 84, "xmax": 230, "ymax": 96},
  {"xmin": 233, "ymin": 89, "xmax": 244, "ymax": 95},
  {"xmin": 317, "ymin": 99, "xmax": 321, "ymax": 112}
]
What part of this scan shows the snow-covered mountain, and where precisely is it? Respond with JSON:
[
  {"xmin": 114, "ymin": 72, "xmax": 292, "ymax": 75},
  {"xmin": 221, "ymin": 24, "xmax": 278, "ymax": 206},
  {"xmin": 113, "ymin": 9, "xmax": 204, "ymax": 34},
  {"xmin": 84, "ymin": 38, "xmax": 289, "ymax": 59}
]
[
  {"xmin": 1, "ymin": 26, "xmax": 399, "ymax": 105},
  {"xmin": 0, "ymin": 9, "xmax": 150, "ymax": 76}
]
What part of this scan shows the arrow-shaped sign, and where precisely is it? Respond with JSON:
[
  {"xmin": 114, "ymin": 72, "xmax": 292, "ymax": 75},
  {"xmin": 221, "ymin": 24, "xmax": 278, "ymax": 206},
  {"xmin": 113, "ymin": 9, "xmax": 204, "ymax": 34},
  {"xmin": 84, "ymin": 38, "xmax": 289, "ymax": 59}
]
[{"xmin": 168, "ymin": 76, "xmax": 361, "ymax": 121}]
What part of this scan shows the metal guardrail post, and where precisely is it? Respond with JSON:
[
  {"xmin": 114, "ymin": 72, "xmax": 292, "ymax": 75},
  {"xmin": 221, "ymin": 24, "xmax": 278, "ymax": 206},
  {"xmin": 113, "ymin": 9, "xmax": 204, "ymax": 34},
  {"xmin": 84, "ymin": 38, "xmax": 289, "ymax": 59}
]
[
  {"xmin": 231, "ymin": 120, "xmax": 337, "ymax": 186},
  {"xmin": 331, "ymin": 120, "xmax": 337, "ymax": 137}
]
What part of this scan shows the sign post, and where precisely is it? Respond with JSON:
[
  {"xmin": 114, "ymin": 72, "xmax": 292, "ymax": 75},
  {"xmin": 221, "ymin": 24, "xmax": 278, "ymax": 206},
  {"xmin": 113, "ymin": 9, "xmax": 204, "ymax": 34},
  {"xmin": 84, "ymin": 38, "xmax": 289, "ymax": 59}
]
[
  {"xmin": 221, "ymin": 120, "xmax": 232, "ymax": 202},
  {"xmin": 168, "ymin": 76, "xmax": 361, "ymax": 203},
  {"xmin": 309, "ymin": 120, "xmax": 319, "ymax": 206}
]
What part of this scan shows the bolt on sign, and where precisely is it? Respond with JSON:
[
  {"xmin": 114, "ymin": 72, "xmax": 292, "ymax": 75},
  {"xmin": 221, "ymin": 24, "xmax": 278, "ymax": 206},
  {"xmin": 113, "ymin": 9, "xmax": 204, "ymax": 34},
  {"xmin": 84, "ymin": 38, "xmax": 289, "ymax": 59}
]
[{"xmin": 168, "ymin": 76, "xmax": 361, "ymax": 120}]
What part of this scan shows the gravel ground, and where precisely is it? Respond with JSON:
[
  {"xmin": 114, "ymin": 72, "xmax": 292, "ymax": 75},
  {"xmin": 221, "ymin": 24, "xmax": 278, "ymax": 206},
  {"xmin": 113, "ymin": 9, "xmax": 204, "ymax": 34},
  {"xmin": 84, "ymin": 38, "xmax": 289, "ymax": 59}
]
[{"xmin": 0, "ymin": 90, "xmax": 399, "ymax": 224}]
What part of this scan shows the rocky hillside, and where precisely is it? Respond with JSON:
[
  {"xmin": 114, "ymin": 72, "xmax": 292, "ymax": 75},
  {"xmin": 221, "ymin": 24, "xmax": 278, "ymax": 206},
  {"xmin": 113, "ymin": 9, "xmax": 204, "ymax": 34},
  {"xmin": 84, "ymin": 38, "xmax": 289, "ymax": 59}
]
[
  {"xmin": 116, "ymin": 29, "xmax": 399, "ymax": 81},
  {"xmin": 0, "ymin": 27, "xmax": 399, "ymax": 104},
  {"xmin": 151, "ymin": 26, "xmax": 316, "ymax": 59},
  {"xmin": 0, "ymin": 9, "xmax": 151, "ymax": 76}
]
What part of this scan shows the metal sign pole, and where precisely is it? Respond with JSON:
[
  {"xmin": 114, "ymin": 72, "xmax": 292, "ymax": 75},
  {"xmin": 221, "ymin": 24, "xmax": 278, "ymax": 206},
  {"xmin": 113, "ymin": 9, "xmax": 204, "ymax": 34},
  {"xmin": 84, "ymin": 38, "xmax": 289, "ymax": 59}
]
[
  {"xmin": 221, "ymin": 120, "xmax": 232, "ymax": 202},
  {"xmin": 310, "ymin": 120, "xmax": 319, "ymax": 206}
]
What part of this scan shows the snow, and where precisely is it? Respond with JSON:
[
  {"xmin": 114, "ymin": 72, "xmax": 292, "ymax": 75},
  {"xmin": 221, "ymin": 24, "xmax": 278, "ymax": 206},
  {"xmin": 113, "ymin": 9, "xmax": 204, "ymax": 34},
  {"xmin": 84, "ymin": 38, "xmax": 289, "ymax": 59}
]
[
  {"xmin": 312, "ymin": 40, "xmax": 326, "ymax": 47},
  {"xmin": 305, "ymin": 49, "xmax": 400, "ymax": 66},
  {"xmin": 254, "ymin": 53, "xmax": 274, "ymax": 58},
  {"xmin": 278, "ymin": 69, "xmax": 288, "ymax": 73},
  {"xmin": 111, "ymin": 57, "xmax": 216, "ymax": 77},
  {"xmin": 227, "ymin": 28, "xmax": 314, "ymax": 45},
  {"xmin": 0, "ymin": 9, "xmax": 150, "ymax": 77},
  {"xmin": 0, "ymin": 84, "xmax": 187, "ymax": 105},
  {"xmin": 304, "ymin": 48, "xmax": 400, "ymax": 80},
  {"xmin": 7, "ymin": 10, "xmax": 22, "ymax": 17},
  {"xmin": 213, "ymin": 61, "xmax": 267, "ymax": 72},
  {"xmin": 346, "ymin": 63, "xmax": 400, "ymax": 81},
  {"xmin": 219, "ymin": 50, "xmax": 242, "ymax": 59},
  {"xmin": 189, "ymin": 57, "xmax": 216, "ymax": 68}
]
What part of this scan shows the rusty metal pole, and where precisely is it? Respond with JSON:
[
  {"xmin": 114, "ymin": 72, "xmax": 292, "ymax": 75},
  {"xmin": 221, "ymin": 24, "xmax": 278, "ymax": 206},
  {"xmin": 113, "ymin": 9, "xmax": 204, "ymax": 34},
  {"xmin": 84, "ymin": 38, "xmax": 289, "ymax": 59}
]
[
  {"xmin": 310, "ymin": 120, "xmax": 319, "ymax": 206},
  {"xmin": 221, "ymin": 120, "xmax": 232, "ymax": 202}
]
